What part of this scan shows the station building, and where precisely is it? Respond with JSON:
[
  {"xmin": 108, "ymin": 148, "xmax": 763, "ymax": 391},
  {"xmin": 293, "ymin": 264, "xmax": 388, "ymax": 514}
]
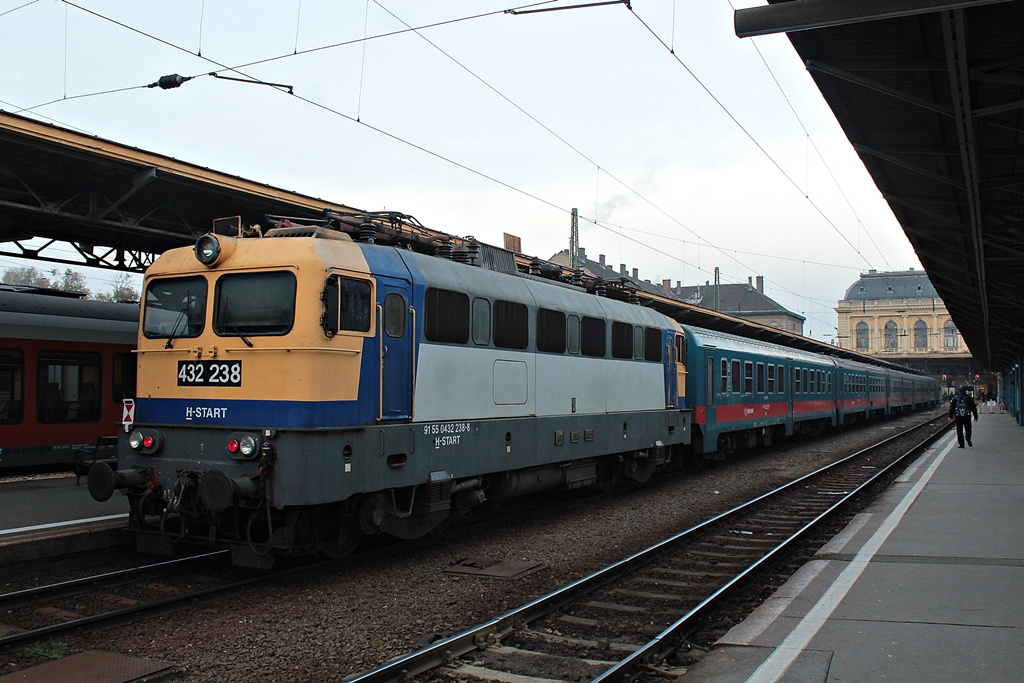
[{"xmin": 835, "ymin": 269, "xmax": 976, "ymax": 393}]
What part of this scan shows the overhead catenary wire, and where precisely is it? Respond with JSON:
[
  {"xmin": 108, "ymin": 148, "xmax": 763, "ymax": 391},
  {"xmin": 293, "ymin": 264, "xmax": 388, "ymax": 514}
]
[{"xmin": 5, "ymin": 1, "xmax": 894, "ymax": 334}]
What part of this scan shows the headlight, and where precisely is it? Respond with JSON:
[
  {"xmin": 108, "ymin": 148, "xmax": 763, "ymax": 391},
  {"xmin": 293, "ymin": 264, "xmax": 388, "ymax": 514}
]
[
  {"xmin": 226, "ymin": 432, "xmax": 261, "ymax": 460},
  {"xmin": 194, "ymin": 234, "xmax": 222, "ymax": 266},
  {"xmin": 127, "ymin": 428, "xmax": 163, "ymax": 455}
]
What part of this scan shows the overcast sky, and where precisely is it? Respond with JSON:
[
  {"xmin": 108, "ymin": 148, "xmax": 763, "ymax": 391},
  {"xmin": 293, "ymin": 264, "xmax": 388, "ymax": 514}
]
[{"xmin": 0, "ymin": 0, "xmax": 923, "ymax": 341}]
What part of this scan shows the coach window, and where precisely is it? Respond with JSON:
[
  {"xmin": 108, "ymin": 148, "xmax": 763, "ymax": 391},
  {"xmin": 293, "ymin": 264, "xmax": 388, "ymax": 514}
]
[
  {"xmin": 567, "ymin": 315, "xmax": 581, "ymax": 354},
  {"xmin": 744, "ymin": 361, "xmax": 753, "ymax": 394},
  {"xmin": 731, "ymin": 359, "xmax": 741, "ymax": 394},
  {"xmin": 472, "ymin": 298, "xmax": 490, "ymax": 345},
  {"xmin": 37, "ymin": 351, "xmax": 101, "ymax": 424},
  {"xmin": 112, "ymin": 353, "xmax": 137, "ymax": 404},
  {"xmin": 794, "ymin": 367, "xmax": 802, "ymax": 393},
  {"xmin": 216, "ymin": 271, "xmax": 297, "ymax": 338},
  {"xmin": 646, "ymin": 328, "xmax": 663, "ymax": 362},
  {"xmin": 778, "ymin": 365, "xmax": 785, "ymax": 393},
  {"xmin": 0, "ymin": 349, "xmax": 24, "ymax": 425},
  {"xmin": 425, "ymin": 288, "xmax": 469, "ymax": 344},
  {"xmin": 494, "ymin": 300, "xmax": 529, "ymax": 350},
  {"xmin": 384, "ymin": 293, "xmax": 406, "ymax": 338},
  {"xmin": 143, "ymin": 275, "xmax": 207, "ymax": 340},
  {"xmin": 720, "ymin": 359, "xmax": 728, "ymax": 394},
  {"xmin": 810, "ymin": 370, "xmax": 816, "ymax": 393},
  {"xmin": 612, "ymin": 322, "xmax": 633, "ymax": 359},
  {"xmin": 767, "ymin": 364, "xmax": 776, "ymax": 393},
  {"xmin": 581, "ymin": 316, "xmax": 606, "ymax": 357},
  {"xmin": 537, "ymin": 308, "xmax": 566, "ymax": 354},
  {"xmin": 756, "ymin": 362, "xmax": 765, "ymax": 394}
]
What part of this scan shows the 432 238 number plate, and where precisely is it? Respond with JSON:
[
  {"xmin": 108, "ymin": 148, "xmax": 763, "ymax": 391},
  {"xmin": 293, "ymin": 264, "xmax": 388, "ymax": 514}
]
[{"xmin": 177, "ymin": 360, "xmax": 242, "ymax": 386}]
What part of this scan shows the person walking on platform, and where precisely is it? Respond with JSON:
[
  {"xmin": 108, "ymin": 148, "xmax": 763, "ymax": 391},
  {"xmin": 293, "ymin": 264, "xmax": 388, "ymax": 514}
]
[{"xmin": 948, "ymin": 385, "xmax": 979, "ymax": 448}]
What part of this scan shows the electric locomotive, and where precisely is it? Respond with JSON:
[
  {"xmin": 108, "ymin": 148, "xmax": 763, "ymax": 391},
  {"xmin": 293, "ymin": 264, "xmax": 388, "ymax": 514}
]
[{"xmin": 89, "ymin": 214, "xmax": 692, "ymax": 566}]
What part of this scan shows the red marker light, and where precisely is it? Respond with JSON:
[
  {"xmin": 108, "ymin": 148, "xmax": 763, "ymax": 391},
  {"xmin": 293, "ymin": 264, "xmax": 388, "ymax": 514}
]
[
  {"xmin": 227, "ymin": 439, "xmax": 239, "ymax": 453},
  {"xmin": 142, "ymin": 435, "xmax": 155, "ymax": 449}
]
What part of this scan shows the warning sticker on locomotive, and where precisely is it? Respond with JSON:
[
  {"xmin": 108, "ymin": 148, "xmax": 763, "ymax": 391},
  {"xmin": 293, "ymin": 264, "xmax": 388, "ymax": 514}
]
[{"xmin": 177, "ymin": 360, "xmax": 242, "ymax": 387}]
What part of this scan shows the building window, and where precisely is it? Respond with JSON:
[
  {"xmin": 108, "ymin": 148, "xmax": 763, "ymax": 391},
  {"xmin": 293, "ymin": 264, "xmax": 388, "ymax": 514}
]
[
  {"xmin": 855, "ymin": 322, "xmax": 869, "ymax": 349},
  {"xmin": 914, "ymin": 320, "xmax": 928, "ymax": 349},
  {"xmin": 944, "ymin": 320, "xmax": 959, "ymax": 349},
  {"xmin": 884, "ymin": 321, "xmax": 898, "ymax": 349}
]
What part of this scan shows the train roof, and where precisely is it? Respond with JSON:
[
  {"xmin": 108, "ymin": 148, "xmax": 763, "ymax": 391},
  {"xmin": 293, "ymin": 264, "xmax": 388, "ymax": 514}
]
[{"xmin": 0, "ymin": 287, "xmax": 139, "ymax": 344}]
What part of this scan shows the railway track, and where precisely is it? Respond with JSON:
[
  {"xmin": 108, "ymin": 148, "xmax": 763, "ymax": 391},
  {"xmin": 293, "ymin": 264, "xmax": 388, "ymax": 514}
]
[
  {"xmin": 346, "ymin": 416, "xmax": 952, "ymax": 683},
  {"xmin": 0, "ymin": 550, "xmax": 259, "ymax": 650}
]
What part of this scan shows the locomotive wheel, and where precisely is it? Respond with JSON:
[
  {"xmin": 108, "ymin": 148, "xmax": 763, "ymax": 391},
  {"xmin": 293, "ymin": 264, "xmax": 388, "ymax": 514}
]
[{"xmin": 313, "ymin": 505, "xmax": 363, "ymax": 558}]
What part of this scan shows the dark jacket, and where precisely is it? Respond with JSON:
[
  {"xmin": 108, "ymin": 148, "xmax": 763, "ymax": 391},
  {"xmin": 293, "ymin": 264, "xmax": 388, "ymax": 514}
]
[{"xmin": 949, "ymin": 393, "xmax": 978, "ymax": 420}]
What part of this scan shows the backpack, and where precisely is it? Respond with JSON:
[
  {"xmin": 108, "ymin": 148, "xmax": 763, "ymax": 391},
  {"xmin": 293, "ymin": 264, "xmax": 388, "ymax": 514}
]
[{"xmin": 953, "ymin": 395, "xmax": 969, "ymax": 418}]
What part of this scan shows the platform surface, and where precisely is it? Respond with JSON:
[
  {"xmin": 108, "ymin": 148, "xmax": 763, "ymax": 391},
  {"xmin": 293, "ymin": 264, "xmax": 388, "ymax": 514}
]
[{"xmin": 684, "ymin": 412, "xmax": 1024, "ymax": 682}]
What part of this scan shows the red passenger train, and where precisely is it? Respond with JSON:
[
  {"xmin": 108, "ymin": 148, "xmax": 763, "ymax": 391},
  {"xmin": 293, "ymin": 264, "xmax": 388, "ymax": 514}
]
[{"xmin": 0, "ymin": 285, "xmax": 138, "ymax": 474}]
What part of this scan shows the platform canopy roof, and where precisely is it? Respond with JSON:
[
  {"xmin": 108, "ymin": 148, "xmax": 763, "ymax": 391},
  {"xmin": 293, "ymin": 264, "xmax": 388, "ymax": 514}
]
[
  {"xmin": 735, "ymin": 0, "xmax": 1024, "ymax": 372},
  {"xmin": 0, "ymin": 110, "xmax": 359, "ymax": 273}
]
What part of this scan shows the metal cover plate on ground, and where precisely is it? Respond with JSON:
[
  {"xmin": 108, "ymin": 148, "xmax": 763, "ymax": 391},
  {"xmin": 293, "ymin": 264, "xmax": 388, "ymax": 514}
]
[
  {"xmin": 444, "ymin": 557, "xmax": 545, "ymax": 579},
  {"xmin": 0, "ymin": 651, "xmax": 179, "ymax": 683}
]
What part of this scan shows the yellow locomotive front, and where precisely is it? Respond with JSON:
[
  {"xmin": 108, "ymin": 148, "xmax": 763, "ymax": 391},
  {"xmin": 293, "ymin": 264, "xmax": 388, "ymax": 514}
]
[{"xmin": 89, "ymin": 223, "xmax": 418, "ymax": 565}]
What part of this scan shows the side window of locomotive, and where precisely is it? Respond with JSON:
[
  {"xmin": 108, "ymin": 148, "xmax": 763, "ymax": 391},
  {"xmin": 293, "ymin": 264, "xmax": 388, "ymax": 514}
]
[
  {"xmin": 767, "ymin": 364, "xmax": 776, "ymax": 393},
  {"xmin": 580, "ymin": 316, "xmax": 606, "ymax": 357},
  {"xmin": 424, "ymin": 288, "xmax": 469, "ymax": 344},
  {"xmin": 567, "ymin": 315, "xmax": 581, "ymax": 354},
  {"xmin": 611, "ymin": 322, "xmax": 633, "ymax": 359},
  {"xmin": 730, "ymin": 359, "xmax": 741, "ymax": 394},
  {"xmin": 384, "ymin": 293, "xmax": 406, "ymax": 338},
  {"xmin": 720, "ymin": 359, "xmax": 728, "ymax": 394},
  {"xmin": 472, "ymin": 297, "xmax": 490, "ymax": 345},
  {"xmin": 633, "ymin": 327, "xmax": 644, "ymax": 360},
  {"xmin": 648, "ymin": 328, "xmax": 664, "ymax": 362},
  {"xmin": 112, "ymin": 352, "xmax": 137, "ymax": 403},
  {"xmin": 536, "ymin": 308, "xmax": 566, "ymax": 354},
  {"xmin": 143, "ymin": 275, "xmax": 207, "ymax": 339},
  {"xmin": 756, "ymin": 362, "xmax": 765, "ymax": 394},
  {"xmin": 37, "ymin": 351, "xmax": 101, "ymax": 423},
  {"xmin": 744, "ymin": 361, "xmax": 753, "ymax": 394},
  {"xmin": 0, "ymin": 348, "xmax": 24, "ymax": 425},
  {"xmin": 216, "ymin": 271, "xmax": 297, "ymax": 337},
  {"xmin": 493, "ymin": 300, "xmax": 528, "ymax": 350}
]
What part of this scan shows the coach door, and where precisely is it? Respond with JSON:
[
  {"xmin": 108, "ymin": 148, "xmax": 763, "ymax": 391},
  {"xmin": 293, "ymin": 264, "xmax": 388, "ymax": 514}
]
[{"xmin": 377, "ymin": 276, "xmax": 414, "ymax": 421}]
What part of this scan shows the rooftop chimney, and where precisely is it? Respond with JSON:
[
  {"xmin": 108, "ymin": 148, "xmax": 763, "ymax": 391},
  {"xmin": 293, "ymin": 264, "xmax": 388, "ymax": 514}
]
[
  {"xmin": 599, "ymin": 254, "xmax": 606, "ymax": 266},
  {"xmin": 632, "ymin": 267, "xmax": 639, "ymax": 279},
  {"xmin": 578, "ymin": 246, "xmax": 586, "ymax": 262},
  {"xmin": 620, "ymin": 264, "xmax": 627, "ymax": 275},
  {"xmin": 756, "ymin": 275, "xmax": 763, "ymax": 293}
]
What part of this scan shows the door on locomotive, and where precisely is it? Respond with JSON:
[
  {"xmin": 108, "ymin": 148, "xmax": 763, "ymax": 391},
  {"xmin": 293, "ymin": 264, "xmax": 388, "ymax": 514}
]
[{"xmin": 376, "ymin": 275, "xmax": 413, "ymax": 420}]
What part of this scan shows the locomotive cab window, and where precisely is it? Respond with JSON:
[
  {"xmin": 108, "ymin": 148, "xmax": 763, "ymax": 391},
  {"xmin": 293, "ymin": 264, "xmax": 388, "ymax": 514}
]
[
  {"xmin": 0, "ymin": 348, "xmax": 24, "ymax": 425},
  {"xmin": 323, "ymin": 275, "xmax": 373, "ymax": 337},
  {"xmin": 216, "ymin": 271, "xmax": 297, "ymax": 337},
  {"xmin": 143, "ymin": 275, "xmax": 208, "ymax": 339}
]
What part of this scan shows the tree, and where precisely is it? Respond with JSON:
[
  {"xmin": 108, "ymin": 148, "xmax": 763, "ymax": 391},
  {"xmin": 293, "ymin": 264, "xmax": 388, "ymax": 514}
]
[
  {"xmin": 2, "ymin": 266, "xmax": 51, "ymax": 288},
  {"xmin": 49, "ymin": 268, "xmax": 91, "ymax": 297},
  {"xmin": 96, "ymin": 272, "xmax": 140, "ymax": 303}
]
